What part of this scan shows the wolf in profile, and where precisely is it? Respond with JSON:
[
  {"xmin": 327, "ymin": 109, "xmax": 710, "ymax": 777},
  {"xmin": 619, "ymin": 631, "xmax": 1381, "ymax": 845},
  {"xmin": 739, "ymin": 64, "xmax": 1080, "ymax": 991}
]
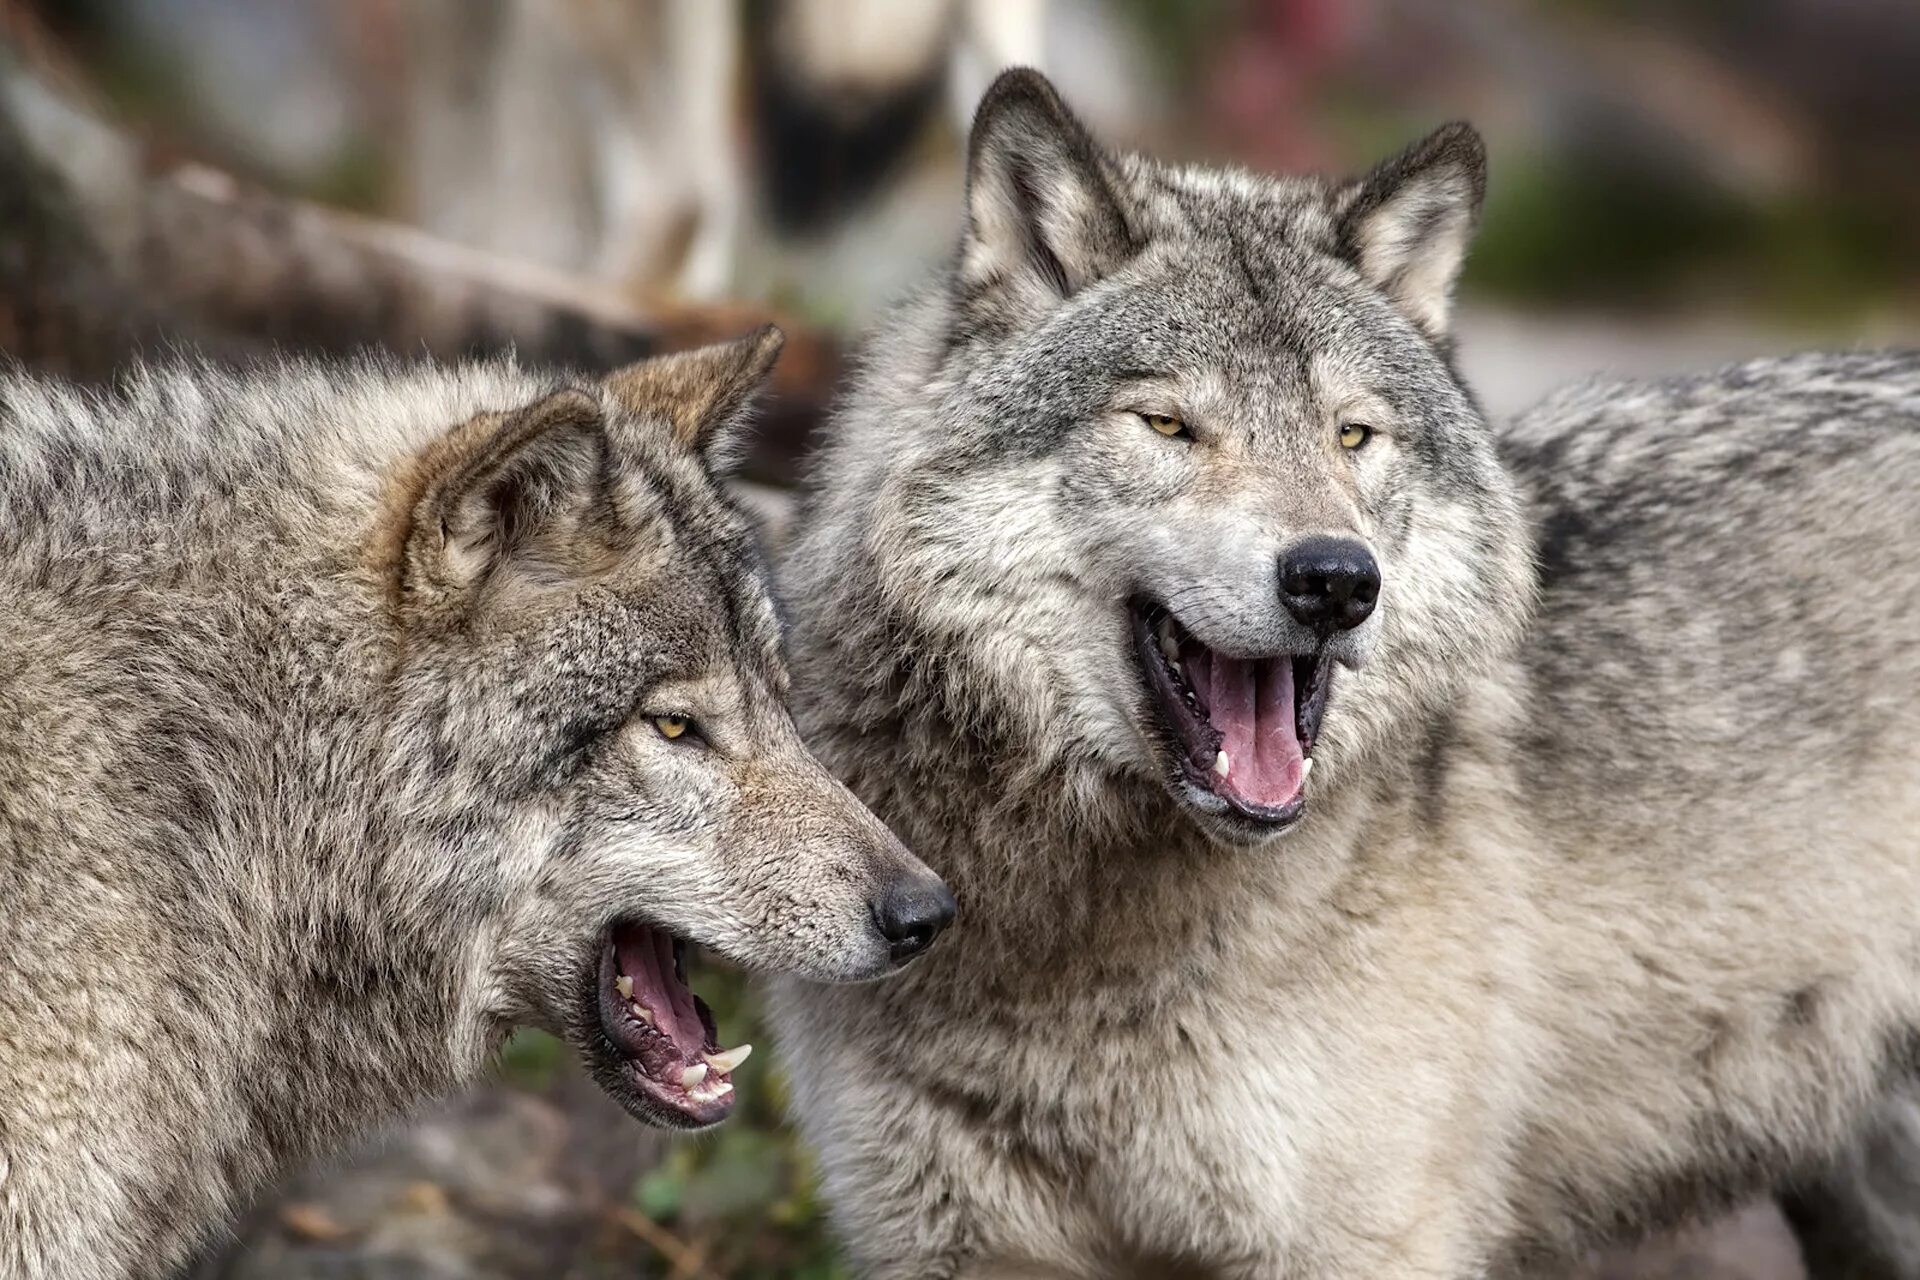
[
  {"xmin": 774, "ymin": 68, "xmax": 1920, "ymax": 1278},
  {"xmin": 0, "ymin": 331, "xmax": 954, "ymax": 1280}
]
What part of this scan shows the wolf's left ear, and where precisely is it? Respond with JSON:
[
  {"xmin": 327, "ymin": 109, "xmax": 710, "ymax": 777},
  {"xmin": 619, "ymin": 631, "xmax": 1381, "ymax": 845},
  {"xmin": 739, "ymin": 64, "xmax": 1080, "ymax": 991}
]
[
  {"xmin": 1335, "ymin": 122, "xmax": 1486, "ymax": 341},
  {"xmin": 603, "ymin": 325, "xmax": 785, "ymax": 472},
  {"xmin": 401, "ymin": 388, "xmax": 608, "ymax": 607},
  {"xmin": 959, "ymin": 68, "xmax": 1139, "ymax": 325}
]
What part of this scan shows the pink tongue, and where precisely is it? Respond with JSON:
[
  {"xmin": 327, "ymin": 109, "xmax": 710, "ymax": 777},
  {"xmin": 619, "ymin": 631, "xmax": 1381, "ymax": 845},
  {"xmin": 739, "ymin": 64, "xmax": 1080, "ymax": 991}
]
[
  {"xmin": 1206, "ymin": 655, "xmax": 1304, "ymax": 808},
  {"xmin": 615, "ymin": 927, "xmax": 706, "ymax": 1060}
]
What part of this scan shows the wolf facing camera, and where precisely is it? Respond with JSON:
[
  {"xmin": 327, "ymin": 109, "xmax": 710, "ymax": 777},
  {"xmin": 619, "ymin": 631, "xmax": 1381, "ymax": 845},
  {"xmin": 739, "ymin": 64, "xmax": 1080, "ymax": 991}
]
[{"xmin": 773, "ymin": 68, "xmax": 1920, "ymax": 1279}]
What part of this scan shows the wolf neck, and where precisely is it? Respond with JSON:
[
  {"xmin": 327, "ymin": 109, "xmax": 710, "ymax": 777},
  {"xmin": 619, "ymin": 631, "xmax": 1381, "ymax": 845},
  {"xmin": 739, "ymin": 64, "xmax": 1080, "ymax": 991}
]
[
  {"xmin": 0, "ymin": 667, "xmax": 501, "ymax": 1279},
  {"xmin": 0, "ymin": 877, "xmax": 490, "ymax": 1280}
]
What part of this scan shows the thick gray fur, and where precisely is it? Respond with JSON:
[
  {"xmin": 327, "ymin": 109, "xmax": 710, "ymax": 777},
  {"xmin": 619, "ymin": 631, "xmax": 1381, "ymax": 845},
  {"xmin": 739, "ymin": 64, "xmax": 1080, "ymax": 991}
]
[
  {"xmin": 774, "ymin": 68, "xmax": 1920, "ymax": 1278},
  {"xmin": 0, "ymin": 338, "xmax": 939, "ymax": 1279}
]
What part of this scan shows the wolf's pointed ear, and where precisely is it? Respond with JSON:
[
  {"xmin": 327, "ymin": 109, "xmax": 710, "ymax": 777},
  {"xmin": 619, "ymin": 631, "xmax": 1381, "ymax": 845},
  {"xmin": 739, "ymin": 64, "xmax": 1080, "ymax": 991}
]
[
  {"xmin": 401, "ymin": 388, "xmax": 607, "ymax": 603},
  {"xmin": 1335, "ymin": 122, "xmax": 1486, "ymax": 341},
  {"xmin": 603, "ymin": 325, "xmax": 784, "ymax": 472},
  {"xmin": 959, "ymin": 68, "xmax": 1138, "ymax": 324}
]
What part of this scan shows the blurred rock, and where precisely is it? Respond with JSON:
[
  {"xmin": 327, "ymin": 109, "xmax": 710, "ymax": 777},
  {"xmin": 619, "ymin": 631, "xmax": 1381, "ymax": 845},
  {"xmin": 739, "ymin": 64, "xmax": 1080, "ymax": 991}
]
[
  {"xmin": 185, "ymin": 1071, "xmax": 672, "ymax": 1280},
  {"xmin": 1782, "ymin": 1081, "xmax": 1920, "ymax": 1280},
  {"xmin": 1576, "ymin": 1204, "xmax": 1806, "ymax": 1280}
]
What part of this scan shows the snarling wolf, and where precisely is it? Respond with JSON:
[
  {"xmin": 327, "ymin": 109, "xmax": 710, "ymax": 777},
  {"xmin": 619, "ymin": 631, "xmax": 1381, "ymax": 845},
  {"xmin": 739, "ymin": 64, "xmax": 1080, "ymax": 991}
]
[
  {"xmin": 0, "ymin": 332, "xmax": 953, "ymax": 1280},
  {"xmin": 773, "ymin": 68, "xmax": 1920, "ymax": 1278}
]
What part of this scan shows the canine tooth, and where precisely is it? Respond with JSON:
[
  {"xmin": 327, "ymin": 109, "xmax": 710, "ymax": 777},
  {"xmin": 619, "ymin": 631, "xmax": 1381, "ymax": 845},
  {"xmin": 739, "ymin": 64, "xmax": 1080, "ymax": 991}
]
[
  {"xmin": 630, "ymin": 1002, "xmax": 654, "ymax": 1026},
  {"xmin": 615, "ymin": 975, "xmax": 633, "ymax": 1000},
  {"xmin": 1300, "ymin": 758, "xmax": 1314, "ymax": 781},
  {"xmin": 680, "ymin": 1062, "xmax": 709, "ymax": 1087},
  {"xmin": 1158, "ymin": 632, "xmax": 1180, "ymax": 664},
  {"xmin": 714, "ymin": 1081, "xmax": 734, "ymax": 1098},
  {"xmin": 1213, "ymin": 750, "xmax": 1230, "ymax": 777},
  {"xmin": 705, "ymin": 1044, "xmax": 753, "ymax": 1074}
]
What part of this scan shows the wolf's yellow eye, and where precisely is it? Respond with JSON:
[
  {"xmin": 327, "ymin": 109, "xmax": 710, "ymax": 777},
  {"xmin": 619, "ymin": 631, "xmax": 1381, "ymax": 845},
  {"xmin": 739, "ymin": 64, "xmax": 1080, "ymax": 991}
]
[
  {"xmin": 1142, "ymin": 413, "xmax": 1188, "ymax": 438},
  {"xmin": 1338, "ymin": 423, "xmax": 1373, "ymax": 450},
  {"xmin": 653, "ymin": 715, "xmax": 691, "ymax": 740}
]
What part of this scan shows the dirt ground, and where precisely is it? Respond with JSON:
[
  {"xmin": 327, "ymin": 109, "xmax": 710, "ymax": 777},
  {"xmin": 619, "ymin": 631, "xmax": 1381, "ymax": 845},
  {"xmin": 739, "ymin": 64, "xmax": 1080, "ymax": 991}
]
[
  {"xmin": 176, "ymin": 1059, "xmax": 1797, "ymax": 1280},
  {"xmin": 179, "ymin": 1061, "xmax": 1809, "ymax": 1280},
  {"xmin": 179, "ymin": 1067, "xmax": 678, "ymax": 1280}
]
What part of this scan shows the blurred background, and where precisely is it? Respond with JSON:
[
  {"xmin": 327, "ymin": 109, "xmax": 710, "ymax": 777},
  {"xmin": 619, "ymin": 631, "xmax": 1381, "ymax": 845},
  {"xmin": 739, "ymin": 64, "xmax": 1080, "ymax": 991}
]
[{"xmin": 4, "ymin": 1, "xmax": 1918, "ymax": 1276}]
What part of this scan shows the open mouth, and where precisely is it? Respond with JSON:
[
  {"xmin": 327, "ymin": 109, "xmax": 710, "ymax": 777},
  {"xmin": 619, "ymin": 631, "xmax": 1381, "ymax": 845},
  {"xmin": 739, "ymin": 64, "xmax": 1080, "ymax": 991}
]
[
  {"xmin": 1129, "ymin": 599, "xmax": 1335, "ymax": 829},
  {"xmin": 594, "ymin": 922, "xmax": 751, "ymax": 1128}
]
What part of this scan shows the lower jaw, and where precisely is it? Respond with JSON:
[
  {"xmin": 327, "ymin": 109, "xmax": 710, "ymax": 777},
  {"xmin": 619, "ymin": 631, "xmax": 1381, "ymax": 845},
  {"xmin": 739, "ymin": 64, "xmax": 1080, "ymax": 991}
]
[
  {"xmin": 580, "ymin": 1033, "xmax": 738, "ymax": 1129},
  {"xmin": 1177, "ymin": 767, "xmax": 1307, "ymax": 835},
  {"xmin": 578, "ymin": 1044, "xmax": 735, "ymax": 1130},
  {"xmin": 625, "ymin": 1063, "xmax": 735, "ymax": 1128},
  {"xmin": 1205, "ymin": 778, "xmax": 1306, "ymax": 826}
]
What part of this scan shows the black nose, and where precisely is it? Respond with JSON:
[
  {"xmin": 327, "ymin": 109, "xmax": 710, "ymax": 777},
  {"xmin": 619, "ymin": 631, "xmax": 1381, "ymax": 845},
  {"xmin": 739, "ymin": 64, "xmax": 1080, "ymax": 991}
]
[
  {"xmin": 1279, "ymin": 536, "xmax": 1381, "ymax": 634},
  {"xmin": 871, "ymin": 878, "xmax": 957, "ymax": 964}
]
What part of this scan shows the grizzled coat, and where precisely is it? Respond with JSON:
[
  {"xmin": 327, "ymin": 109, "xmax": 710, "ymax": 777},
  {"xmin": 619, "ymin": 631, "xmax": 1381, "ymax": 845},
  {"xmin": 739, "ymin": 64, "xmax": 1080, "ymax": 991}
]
[
  {"xmin": 773, "ymin": 69, "xmax": 1920, "ymax": 1278},
  {"xmin": 0, "ymin": 335, "xmax": 932, "ymax": 1280}
]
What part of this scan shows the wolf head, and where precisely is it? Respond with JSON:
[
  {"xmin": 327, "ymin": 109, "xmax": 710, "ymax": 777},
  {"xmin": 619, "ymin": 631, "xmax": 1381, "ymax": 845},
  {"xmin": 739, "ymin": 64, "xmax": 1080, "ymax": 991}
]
[
  {"xmin": 378, "ymin": 329, "xmax": 953, "ymax": 1128},
  {"xmin": 795, "ymin": 71, "xmax": 1533, "ymax": 848}
]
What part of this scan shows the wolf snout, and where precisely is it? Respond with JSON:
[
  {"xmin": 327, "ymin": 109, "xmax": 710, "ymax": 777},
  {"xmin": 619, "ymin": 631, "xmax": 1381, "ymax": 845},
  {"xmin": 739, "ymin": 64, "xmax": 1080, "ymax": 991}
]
[
  {"xmin": 870, "ymin": 874, "xmax": 957, "ymax": 964},
  {"xmin": 1279, "ymin": 536, "xmax": 1380, "ymax": 634}
]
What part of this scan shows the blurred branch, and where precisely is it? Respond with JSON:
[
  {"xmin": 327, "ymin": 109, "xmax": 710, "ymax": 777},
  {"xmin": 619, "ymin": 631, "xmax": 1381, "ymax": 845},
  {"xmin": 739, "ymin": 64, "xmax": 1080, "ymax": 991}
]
[
  {"xmin": 613, "ymin": 1206, "xmax": 724, "ymax": 1280},
  {"xmin": 0, "ymin": 35, "xmax": 834, "ymax": 483},
  {"xmin": 0, "ymin": 41, "xmax": 644, "ymax": 372}
]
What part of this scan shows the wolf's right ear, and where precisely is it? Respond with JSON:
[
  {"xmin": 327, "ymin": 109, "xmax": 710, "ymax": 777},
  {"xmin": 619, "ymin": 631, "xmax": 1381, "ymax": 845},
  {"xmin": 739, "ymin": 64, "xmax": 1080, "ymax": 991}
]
[
  {"xmin": 958, "ymin": 68, "xmax": 1138, "ymax": 327},
  {"xmin": 603, "ymin": 325, "xmax": 785, "ymax": 474},
  {"xmin": 1334, "ymin": 123, "xmax": 1487, "ymax": 341},
  {"xmin": 399, "ymin": 388, "xmax": 607, "ymax": 608}
]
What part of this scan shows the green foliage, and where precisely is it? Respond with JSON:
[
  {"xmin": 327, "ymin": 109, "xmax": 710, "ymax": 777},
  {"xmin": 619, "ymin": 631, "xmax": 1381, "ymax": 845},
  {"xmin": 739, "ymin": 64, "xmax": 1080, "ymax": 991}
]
[
  {"xmin": 496, "ymin": 1026, "xmax": 566, "ymax": 1092},
  {"xmin": 1110, "ymin": 0, "xmax": 1239, "ymax": 80},
  {"xmin": 1468, "ymin": 147, "xmax": 1913, "ymax": 319},
  {"xmin": 298, "ymin": 138, "xmax": 393, "ymax": 215},
  {"xmin": 492, "ymin": 960, "xmax": 847, "ymax": 1276},
  {"xmin": 632, "ymin": 964, "xmax": 851, "ymax": 1278}
]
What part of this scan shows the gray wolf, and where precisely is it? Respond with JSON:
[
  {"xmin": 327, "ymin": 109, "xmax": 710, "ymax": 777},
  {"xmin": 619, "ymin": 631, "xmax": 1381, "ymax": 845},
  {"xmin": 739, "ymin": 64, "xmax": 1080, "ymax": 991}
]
[
  {"xmin": 773, "ymin": 67, "xmax": 1920, "ymax": 1278},
  {"xmin": 0, "ymin": 331, "xmax": 952, "ymax": 1280}
]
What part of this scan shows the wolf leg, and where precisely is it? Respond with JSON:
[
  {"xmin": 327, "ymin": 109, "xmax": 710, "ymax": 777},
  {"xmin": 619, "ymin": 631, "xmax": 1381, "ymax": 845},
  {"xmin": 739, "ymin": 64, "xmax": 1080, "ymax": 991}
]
[{"xmin": 1781, "ymin": 1080, "xmax": 1920, "ymax": 1280}]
